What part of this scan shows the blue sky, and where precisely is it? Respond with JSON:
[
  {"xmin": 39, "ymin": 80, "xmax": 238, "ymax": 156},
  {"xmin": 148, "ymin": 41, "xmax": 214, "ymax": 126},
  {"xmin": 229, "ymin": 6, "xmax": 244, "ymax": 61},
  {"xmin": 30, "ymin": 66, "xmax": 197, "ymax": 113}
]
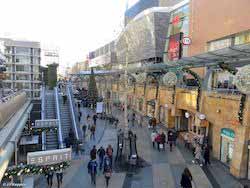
[{"xmin": 0, "ymin": 0, "xmax": 127, "ymax": 73}]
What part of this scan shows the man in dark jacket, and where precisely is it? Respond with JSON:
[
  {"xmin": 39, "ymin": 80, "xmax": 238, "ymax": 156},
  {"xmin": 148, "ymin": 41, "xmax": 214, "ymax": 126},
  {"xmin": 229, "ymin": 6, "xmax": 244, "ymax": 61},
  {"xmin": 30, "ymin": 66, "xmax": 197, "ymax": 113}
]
[
  {"xmin": 90, "ymin": 145, "xmax": 97, "ymax": 160},
  {"xmin": 180, "ymin": 168, "xmax": 192, "ymax": 188},
  {"xmin": 97, "ymin": 146, "xmax": 106, "ymax": 170},
  {"xmin": 93, "ymin": 114, "xmax": 97, "ymax": 125},
  {"xmin": 204, "ymin": 145, "xmax": 211, "ymax": 165}
]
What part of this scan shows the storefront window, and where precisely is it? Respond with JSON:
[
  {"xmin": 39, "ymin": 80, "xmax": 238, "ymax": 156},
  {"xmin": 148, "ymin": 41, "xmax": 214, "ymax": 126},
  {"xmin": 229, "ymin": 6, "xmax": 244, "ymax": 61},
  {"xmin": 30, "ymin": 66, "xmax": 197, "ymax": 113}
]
[
  {"xmin": 235, "ymin": 31, "xmax": 250, "ymax": 45},
  {"xmin": 220, "ymin": 128, "xmax": 235, "ymax": 166},
  {"xmin": 208, "ymin": 38, "xmax": 232, "ymax": 51}
]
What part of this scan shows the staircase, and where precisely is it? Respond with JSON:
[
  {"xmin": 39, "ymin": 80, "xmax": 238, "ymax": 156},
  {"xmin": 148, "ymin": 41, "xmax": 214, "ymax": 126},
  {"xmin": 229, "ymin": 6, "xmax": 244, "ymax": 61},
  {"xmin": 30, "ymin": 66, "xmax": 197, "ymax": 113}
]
[
  {"xmin": 44, "ymin": 91, "xmax": 58, "ymax": 150},
  {"xmin": 58, "ymin": 94, "xmax": 72, "ymax": 144}
]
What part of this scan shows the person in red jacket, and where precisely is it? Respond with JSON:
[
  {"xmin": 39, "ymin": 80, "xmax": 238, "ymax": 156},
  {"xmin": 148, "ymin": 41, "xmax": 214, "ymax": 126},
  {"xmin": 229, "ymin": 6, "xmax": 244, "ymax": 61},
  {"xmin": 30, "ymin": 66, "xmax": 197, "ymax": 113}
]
[{"xmin": 155, "ymin": 134, "xmax": 162, "ymax": 152}]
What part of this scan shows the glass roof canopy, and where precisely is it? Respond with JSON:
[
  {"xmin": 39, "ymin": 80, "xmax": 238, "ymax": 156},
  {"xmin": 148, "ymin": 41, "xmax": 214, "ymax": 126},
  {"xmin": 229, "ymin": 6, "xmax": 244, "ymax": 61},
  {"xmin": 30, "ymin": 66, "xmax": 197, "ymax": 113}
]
[{"xmin": 73, "ymin": 43, "xmax": 250, "ymax": 76}]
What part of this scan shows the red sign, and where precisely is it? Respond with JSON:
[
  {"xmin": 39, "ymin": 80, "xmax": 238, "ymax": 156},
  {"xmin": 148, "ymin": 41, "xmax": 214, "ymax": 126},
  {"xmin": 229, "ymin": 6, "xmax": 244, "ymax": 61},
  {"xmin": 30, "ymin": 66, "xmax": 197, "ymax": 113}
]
[
  {"xmin": 168, "ymin": 33, "xmax": 182, "ymax": 61},
  {"xmin": 172, "ymin": 16, "xmax": 180, "ymax": 25}
]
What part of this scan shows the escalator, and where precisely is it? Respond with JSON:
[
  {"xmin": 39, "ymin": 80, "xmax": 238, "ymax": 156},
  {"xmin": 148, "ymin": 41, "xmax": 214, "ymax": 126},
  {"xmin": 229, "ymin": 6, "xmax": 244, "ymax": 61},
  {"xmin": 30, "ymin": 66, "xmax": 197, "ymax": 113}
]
[{"xmin": 43, "ymin": 90, "xmax": 58, "ymax": 150}]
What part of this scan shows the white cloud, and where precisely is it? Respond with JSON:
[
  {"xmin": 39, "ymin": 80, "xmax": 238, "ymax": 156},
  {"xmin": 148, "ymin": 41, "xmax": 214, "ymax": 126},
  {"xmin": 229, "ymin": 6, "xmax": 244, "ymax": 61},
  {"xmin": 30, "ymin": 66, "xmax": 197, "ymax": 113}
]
[{"xmin": 0, "ymin": 0, "xmax": 126, "ymax": 73}]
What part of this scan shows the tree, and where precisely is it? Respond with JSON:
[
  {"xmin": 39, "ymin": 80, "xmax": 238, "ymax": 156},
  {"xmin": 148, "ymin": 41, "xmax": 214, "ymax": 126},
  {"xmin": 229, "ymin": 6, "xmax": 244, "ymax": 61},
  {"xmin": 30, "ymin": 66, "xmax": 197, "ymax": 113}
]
[{"xmin": 87, "ymin": 68, "xmax": 98, "ymax": 107}]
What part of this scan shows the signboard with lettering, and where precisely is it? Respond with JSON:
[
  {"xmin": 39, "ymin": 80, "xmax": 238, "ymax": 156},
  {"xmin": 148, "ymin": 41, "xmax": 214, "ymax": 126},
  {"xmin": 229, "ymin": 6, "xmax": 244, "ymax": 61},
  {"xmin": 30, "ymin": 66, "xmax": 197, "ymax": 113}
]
[
  {"xmin": 27, "ymin": 148, "xmax": 72, "ymax": 166},
  {"xmin": 221, "ymin": 128, "xmax": 235, "ymax": 139}
]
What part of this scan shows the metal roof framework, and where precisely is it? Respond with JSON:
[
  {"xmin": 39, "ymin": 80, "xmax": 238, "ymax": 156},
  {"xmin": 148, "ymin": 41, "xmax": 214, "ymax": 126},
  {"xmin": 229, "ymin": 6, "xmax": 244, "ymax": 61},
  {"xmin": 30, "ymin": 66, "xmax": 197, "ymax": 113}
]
[{"xmin": 72, "ymin": 43, "xmax": 250, "ymax": 76}]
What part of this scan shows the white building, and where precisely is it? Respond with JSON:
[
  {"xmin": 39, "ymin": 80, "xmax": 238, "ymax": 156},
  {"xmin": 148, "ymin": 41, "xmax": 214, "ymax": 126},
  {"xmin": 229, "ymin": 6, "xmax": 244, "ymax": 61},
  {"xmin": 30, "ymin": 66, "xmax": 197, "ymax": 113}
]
[{"xmin": 0, "ymin": 38, "xmax": 41, "ymax": 99}]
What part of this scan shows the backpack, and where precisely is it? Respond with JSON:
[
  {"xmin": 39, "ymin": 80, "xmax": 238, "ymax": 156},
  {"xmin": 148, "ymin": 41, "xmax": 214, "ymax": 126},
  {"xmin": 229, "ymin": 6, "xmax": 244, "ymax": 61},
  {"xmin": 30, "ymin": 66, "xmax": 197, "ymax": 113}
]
[{"xmin": 88, "ymin": 161, "xmax": 97, "ymax": 174}]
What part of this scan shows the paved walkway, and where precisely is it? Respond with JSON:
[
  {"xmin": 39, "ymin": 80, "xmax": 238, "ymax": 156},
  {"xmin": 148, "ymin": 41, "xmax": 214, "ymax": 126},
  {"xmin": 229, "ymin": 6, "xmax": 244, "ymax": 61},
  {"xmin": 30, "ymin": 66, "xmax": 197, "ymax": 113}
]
[{"xmin": 36, "ymin": 106, "xmax": 243, "ymax": 188}]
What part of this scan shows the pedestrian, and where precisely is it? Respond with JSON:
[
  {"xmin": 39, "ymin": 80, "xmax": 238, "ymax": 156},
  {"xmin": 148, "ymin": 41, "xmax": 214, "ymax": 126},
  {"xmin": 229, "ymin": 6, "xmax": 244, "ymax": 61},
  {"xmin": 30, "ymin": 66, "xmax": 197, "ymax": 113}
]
[
  {"xmin": 87, "ymin": 114, "xmax": 91, "ymax": 129},
  {"xmin": 106, "ymin": 145, "xmax": 113, "ymax": 168},
  {"xmin": 93, "ymin": 114, "xmax": 97, "ymax": 125},
  {"xmin": 82, "ymin": 124, "xmax": 87, "ymax": 138},
  {"xmin": 87, "ymin": 159, "xmax": 98, "ymax": 185},
  {"xmin": 97, "ymin": 146, "xmax": 106, "ymax": 170},
  {"xmin": 90, "ymin": 145, "xmax": 97, "ymax": 160},
  {"xmin": 63, "ymin": 94, "xmax": 67, "ymax": 105},
  {"xmin": 168, "ymin": 131, "xmax": 174, "ymax": 152},
  {"xmin": 56, "ymin": 169, "xmax": 63, "ymax": 188},
  {"xmin": 180, "ymin": 168, "xmax": 193, "ymax": 188},
  {"xmin": 90, "ymin": 125, "xmax": 96, "ymax": 140},
  {"xmin": 78, "ymin": 101, "xmax": 81, "ymax": 109},
  {"xmin": 132, "ymin": 112, "xmax": 136, "ymax": 127},
  {"xmin": 79, "ymin": 111, "xmax": 82, "ymax": 117},
  {"xmin": 47, "ymin": 171, "xmax": 54, "ymax": 188},
  {"xmin": 151, "ymin": 117, "xmax": 157, "ymax": 130},
  {"xmin": 78, "ymin": 115, "xmax": 81, "ymax": 123},
  {"xmin": 155, "ymin": 134, "xmax": 162, "ymax": 152},
  {"xmin": 161, "ymin": 132, "xmax": 166, "ymax": 150},
  {"xmin": 193, "ymin": 144, "xmax": 203, "ymax": 166},
  {"xmin": 103, "ymin": 154, "xmax": 112, "ymax": 187},
  {"xmin": 151, "ymin": 130, "xmax": 157, "ymax": 148},
  {"xmin": 204, "ymin": 145, "xmax": 211, "ymax": 165}
]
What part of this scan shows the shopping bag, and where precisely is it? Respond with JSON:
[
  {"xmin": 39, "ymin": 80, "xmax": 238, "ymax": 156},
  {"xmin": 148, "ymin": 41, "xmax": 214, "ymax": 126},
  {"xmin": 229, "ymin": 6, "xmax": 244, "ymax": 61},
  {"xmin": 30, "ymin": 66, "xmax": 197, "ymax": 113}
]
[{"xmin": 159, "ymin": 144, "xmax": 164, "ymax": 149}]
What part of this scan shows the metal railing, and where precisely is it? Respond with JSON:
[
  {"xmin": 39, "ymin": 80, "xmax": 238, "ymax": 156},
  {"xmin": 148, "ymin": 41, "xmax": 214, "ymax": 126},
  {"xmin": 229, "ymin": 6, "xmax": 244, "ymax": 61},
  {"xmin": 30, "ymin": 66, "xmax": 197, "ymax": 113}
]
[
  {"xmin": 67, "ymin": 83, "xmax": 80, "ymax": 141},
  {"xmin": 178, "ymin": 85, "xmax": 199, "ymax": 90},
  {"xmin": 41, "ymin": 86, "xmax": 45, "ymax": 120},
  {"xmin": 210, "ymin": 88, "xmax": 241, "ymax": 95},
  {"xmin": 41, "ymin": 86, "xmax": 46, "ymax": 150},
  {"xmin": 54, "ymin": 87, "xmax": 64, "ymax": 148}
]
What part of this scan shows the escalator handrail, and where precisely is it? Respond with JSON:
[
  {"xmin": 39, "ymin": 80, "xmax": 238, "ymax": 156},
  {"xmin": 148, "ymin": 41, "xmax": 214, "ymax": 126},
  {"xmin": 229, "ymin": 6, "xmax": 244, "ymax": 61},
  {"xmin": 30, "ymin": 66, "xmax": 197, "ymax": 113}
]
[
  {"xmin": 41, "ymin": 86, "xmax": 45, "ymax": 120},
  {"xmin": 66, "ymin": 84, "xmax": 79, "ymax": 141},
  {"xmin": 54, "ymin": 87, "xmax": 64, "ymax": 148}
]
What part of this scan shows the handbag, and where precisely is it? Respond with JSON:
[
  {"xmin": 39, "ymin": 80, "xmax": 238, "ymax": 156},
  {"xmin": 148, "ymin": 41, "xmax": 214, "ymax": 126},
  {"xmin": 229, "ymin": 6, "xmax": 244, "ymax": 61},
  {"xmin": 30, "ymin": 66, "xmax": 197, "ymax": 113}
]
[{"xmin": 105, "ymin": 171, "xmax": 112, "ymax": 177}]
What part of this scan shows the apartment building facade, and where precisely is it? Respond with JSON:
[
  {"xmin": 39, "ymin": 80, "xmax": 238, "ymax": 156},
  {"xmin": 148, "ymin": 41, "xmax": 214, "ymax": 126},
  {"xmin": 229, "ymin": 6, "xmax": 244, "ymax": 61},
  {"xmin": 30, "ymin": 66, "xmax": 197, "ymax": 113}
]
[{"xmin": 0, "ymin": 38, "xmax": 41, "ymax": 99}]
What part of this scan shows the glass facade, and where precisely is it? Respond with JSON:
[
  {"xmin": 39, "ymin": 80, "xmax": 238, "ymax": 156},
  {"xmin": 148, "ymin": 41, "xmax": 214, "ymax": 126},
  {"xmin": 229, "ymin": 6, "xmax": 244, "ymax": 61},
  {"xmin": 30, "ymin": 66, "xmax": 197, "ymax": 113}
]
[
  {"xmin": 16, "ymin": 74, "xmax": 30, "ymax": 81},
  {"xmin": 235, "ymin": 31, "xmax": 250, "ymax": 45},
  {"xmin": 15, "ymin": 47, "xmax": 31, "ymax": 55},
  {"xmin": 16, "ymin": 65, "xmax": 31, "ymax": 72},
  {"xmin": 15, "ymin": 56, "xmax": 31, "ymax": 64}
]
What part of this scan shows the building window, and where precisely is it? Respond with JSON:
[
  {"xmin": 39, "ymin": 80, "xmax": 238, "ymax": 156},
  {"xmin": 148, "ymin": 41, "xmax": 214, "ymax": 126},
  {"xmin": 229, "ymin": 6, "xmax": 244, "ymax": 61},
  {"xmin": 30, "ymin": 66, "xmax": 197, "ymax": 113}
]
[
  {"xmin": 33, "ymin": 66, "xmax": 39, "ymax": 73},
  {"xmin": 15, "ymin": 47, "xmax": 31, "ymax": 55},
  {"xmin": 235, "ymin": 31, "xmax": 250, "ymax": 45},
  {"xmin": 15, "ymin": 56, "xmax": 31, "ymax": 64},
  {"xmin": 33, "ymin": 49, "xmax": 40, "ymax": 56},
  {"xmin": 208, "ymin": 38, "xmax": 232, "ymax": 51},
  {"xmin": 16, "ymin": 75, "xmax": 30, "ymax": 80},
  {"xmin": 15, "ymin": 82, "xmax": 30, "ymax": 89},
  {"xmin": 16, "ymin": 65, "xmax": 30, "ymax": 72},
  {"xmin": 33, "ymin": 57, "xmax": 40, "ymax": 65}
]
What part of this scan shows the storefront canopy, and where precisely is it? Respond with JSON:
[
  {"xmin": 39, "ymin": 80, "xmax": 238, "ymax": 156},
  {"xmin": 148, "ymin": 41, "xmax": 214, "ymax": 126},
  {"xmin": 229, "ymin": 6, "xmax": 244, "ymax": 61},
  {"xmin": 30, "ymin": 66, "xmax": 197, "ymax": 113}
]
[{"xmin": 73, "ymin": 43, "xmax": 250, "ymax": 76}]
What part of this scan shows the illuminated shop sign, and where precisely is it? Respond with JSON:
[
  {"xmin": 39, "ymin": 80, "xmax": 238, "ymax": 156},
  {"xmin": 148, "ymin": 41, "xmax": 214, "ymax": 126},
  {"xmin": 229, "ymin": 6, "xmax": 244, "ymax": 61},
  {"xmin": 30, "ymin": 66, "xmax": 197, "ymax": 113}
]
[{"xmin": 168, "ymin": 33, "xmax": 183, "ymax": 61}]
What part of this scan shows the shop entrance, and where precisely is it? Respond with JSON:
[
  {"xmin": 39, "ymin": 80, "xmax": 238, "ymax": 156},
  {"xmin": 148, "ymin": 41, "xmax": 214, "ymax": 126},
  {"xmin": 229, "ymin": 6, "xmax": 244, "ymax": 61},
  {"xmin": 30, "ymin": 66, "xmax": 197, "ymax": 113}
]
[
  {"xmin": 180, "ymin": 111, "xmax": 189, "ymax": 131},
  {"xmin": 159, "ymin": 106, "xmax": 165, "ymax": 124},
  {"xmin": 220, "ymin": 128, "xmax": 235, "ymax": 166}
]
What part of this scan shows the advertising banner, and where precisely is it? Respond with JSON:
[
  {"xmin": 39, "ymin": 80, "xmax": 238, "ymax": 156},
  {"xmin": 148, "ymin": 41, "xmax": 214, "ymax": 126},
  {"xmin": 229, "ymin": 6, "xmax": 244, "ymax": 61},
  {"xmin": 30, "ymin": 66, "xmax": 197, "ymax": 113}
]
[{"xmin": 168, "ymin": 33, "xmax": 182, "ymax": 61}]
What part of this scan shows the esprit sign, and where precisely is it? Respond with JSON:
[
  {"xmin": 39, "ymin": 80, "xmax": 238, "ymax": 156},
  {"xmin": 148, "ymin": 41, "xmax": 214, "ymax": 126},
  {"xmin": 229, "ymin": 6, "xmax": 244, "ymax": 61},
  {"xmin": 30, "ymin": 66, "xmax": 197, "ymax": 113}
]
[
  {"xmin": 27, "ymin": 148, "xmax": 72, "ymax": 165},
  {"xmin": 182, "ymin": 37, "xmax": 191, "ymax": 45}
]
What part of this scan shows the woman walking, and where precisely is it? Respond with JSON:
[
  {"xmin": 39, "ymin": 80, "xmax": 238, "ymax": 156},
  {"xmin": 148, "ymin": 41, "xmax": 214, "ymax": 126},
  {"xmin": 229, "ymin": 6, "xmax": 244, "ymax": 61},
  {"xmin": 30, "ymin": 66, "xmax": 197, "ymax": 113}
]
[
  {"xmin": 103, "ymin": 154, "xmax": 112, "ymax": 187},
  {"xmin": 180, "ymin": 168, "xmax": 193, "ymax": 188}
]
